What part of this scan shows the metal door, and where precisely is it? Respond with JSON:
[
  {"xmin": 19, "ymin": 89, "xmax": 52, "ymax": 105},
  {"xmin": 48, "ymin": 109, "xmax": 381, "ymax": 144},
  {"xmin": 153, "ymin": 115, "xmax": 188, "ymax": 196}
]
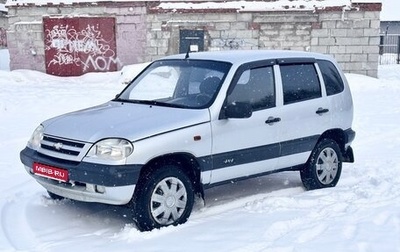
[{"xmin": 179, "ymin": 30, "xmax": 204, "ymax": 54}]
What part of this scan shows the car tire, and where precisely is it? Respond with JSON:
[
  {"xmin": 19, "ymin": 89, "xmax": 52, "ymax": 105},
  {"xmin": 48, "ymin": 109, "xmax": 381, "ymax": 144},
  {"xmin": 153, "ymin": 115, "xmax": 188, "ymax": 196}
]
[
  {"xmin": 133, "ymin": 164, "xmax": 194, "ymax": 231},
  {"xmin": 301, "ymin": 138, "xmax": 342, "ymax": 190}
]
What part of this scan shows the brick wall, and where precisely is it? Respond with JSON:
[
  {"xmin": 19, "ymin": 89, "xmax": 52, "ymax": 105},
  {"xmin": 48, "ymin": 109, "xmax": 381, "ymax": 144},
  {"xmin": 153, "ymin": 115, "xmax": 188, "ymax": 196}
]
[
  {"xmin": 6, "ymin": 3, "xmax": 147, "ymax": 72},
  {"xmin": 146, "ymin": 6, "xmax": 381, "ymax": 77},
  {"xmin": 311, "ymin": 10, "xmax": 381, "ymax": 77},
  {"xmin": 6, "ymin": 1, "xmax": 381, "ymax": 77}
]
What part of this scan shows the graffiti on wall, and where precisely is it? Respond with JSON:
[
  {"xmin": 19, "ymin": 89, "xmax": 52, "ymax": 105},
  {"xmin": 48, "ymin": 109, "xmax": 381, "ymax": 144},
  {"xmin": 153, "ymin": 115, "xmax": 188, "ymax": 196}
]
[
  {"xmin": 0, "ymin": 27, "xmax": 7, "ymax": 47},
  {"xmin": 44, "ymin": 17, "xmax": 119, "ymax": 76},
  {"xmin": 214, "ymin": 37, "xmax": 259, "ymax": 50}
]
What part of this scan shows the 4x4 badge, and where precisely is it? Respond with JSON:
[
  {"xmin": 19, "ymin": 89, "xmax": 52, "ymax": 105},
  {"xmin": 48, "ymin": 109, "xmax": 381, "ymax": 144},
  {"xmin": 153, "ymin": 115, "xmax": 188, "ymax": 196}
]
[{"xmin": 53, "ymin": 142, "xmax": 63, "ymax": 150}]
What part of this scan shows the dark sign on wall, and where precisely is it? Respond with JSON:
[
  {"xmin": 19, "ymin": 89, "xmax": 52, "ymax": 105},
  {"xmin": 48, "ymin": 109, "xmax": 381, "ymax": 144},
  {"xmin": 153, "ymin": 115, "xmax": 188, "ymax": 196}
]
[
  {"xmin": 43, "ymin": 17, "xmax": 118, "ymax": 76},
  {"xmin": 179, "ymin": 30, "xmax": 204, "ymax": 54}
]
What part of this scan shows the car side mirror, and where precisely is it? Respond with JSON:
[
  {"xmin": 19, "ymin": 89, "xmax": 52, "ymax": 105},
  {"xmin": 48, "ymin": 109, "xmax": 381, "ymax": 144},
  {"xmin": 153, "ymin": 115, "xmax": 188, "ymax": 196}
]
[{"xmin": 222, "ymin": 102, "xmax": 252, "ymax": 119}]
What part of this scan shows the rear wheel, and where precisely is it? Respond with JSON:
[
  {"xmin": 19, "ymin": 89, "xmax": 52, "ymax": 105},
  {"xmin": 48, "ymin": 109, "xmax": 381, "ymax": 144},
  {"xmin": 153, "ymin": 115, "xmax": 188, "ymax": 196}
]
[
  {"xmin": 301, "ymin": 138, "xmax": 342, "ymax": 190},
  {"xmin": 133, "ymin": 164, "xmax": 194, "ymax": 231}
]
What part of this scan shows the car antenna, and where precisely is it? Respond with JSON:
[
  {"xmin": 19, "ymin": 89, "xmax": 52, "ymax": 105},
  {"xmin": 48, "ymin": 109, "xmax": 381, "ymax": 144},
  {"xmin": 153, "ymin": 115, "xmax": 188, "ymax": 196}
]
[{"xmin": 185, "ymin": 46, "xmax": 190, "ymax": 59}]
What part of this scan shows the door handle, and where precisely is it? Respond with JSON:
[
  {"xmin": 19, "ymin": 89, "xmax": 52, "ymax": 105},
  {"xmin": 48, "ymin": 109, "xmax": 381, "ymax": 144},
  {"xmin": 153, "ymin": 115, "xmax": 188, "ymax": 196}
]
[
  {"xmin": 316, "ymin": 107, "xmax": 329, "ymax": 115},
  {"xmin": 265, "ymin": 116, "xmax": 281, "ymax": 125}
]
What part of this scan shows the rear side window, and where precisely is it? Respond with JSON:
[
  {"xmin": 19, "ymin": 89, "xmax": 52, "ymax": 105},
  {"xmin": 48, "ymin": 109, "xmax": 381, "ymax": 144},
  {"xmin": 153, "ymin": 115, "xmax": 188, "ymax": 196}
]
[
  {"xmin": 280, "ymin": 63, "xmax": 321, "ymax": 105},
  {"xmin": 317, "ymin": 60, "xmax": 345, "ymax": 96}
]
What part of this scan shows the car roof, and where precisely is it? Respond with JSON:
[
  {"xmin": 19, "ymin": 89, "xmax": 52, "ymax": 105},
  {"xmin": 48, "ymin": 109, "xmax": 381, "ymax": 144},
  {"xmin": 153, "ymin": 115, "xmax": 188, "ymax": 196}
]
[{"xmin": 160, "ymin": 50, "xmax": 334, "ymax": 64}]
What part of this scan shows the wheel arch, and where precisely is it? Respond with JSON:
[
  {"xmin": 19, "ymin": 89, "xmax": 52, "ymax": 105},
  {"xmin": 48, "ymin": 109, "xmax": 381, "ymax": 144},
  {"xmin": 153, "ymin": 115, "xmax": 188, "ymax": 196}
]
[
  {"xmin": 136, "ymin": 152, "xmax": 204, "ymax": 198},
  {"xmin": 301, "ymin": 137, "xmax": 343, "ymax": 190},
  {"xmin": 318, "ymin": 129, "xmax": 347, "ymax": 158}
]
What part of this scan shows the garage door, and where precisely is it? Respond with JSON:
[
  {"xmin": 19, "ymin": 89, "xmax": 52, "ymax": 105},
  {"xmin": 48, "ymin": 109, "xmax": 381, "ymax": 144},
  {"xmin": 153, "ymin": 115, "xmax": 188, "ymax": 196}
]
[{"xmin": 43, "ymin": 17, "xmax": 118, "ymax": 76}]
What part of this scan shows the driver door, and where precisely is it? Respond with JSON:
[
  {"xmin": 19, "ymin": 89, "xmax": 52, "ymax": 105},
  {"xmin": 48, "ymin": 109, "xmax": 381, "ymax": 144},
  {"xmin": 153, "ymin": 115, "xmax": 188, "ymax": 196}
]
[{"xmin": 210, "ymin": 62, "xmax": 281, "ymax": 184}]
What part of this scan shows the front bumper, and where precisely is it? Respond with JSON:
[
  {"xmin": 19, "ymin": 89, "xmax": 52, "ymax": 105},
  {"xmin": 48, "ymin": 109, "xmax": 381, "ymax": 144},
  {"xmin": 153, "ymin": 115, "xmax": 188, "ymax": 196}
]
[{"xmin": 20, "ymin": 147, "xmax": 143, "ymax": 205}]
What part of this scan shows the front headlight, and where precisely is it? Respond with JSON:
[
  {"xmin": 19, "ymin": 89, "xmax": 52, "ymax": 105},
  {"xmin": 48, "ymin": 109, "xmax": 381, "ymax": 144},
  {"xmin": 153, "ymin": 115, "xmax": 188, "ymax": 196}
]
[
  {"xmin": 87, "ymin": 138, "xmax": 133, "ymax": 161},
  {"xmin": 27, "ymin": 125, "xmax": 44, "ymax": 150}
]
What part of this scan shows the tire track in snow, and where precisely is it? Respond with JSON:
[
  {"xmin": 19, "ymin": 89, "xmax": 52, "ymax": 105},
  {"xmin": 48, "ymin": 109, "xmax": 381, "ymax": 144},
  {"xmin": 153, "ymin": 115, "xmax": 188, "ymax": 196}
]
[
  {"xmin": 1, "ymin": 196, "xmax": 40, "ymax": 251},
  {"xmin": 236, "ymin": 175, "xmax": 400, "ymax": 251},
  {"xmin": 0, "ymin": 177, "xmax": 47, "ymax": 251}
]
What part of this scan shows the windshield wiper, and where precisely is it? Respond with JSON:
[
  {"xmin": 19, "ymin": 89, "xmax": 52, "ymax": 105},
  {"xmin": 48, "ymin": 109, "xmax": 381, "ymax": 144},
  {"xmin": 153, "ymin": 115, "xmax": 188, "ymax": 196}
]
[
  {"xmin": 113, "ymin": 98, "xmax": 187, "ymax": 108},
  {"xmin": 113, "ymin": 97, "xmax": 130, "ymax": 102}
]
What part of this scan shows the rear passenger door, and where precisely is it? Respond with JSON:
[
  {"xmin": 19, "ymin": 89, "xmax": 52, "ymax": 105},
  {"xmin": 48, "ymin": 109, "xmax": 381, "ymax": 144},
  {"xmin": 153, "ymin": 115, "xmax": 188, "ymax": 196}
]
[
  {"xmin": 316, "ymin": 59, "xmax": 347, "ymax": 129},
  {"xmin": 274, "ymin": 59, "xmax": 330, "ymax": 169}
]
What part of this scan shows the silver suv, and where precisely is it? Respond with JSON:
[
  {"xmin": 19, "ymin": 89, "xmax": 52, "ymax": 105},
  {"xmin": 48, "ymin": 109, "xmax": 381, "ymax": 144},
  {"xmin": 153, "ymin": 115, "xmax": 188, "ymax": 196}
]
[{"xmin": 20, "ymin": 50, "xmax": 355, "ymax": 231}]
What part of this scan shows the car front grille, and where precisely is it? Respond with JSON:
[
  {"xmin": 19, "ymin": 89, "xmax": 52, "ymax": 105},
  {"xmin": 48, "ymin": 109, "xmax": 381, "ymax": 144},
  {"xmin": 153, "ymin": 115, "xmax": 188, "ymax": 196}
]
[{"xmin": 39, "ymin": 135, "xmax": 89, "ymax": 161}]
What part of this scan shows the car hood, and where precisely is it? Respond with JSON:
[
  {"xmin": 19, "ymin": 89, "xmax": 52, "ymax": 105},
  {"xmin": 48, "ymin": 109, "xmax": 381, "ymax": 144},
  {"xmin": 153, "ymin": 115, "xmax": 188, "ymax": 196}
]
[{"xmin": 42, "ymin": 101, "xmax": 210, "ymax": 143}]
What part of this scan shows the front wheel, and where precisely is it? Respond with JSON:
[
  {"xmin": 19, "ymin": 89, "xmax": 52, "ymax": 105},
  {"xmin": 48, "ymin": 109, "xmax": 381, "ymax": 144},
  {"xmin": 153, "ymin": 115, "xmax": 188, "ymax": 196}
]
[
  {"xmin": 133, "ymin": 165, "xmax": 194, "ymax": 231},
  {"xmin": 301, "ymin": 138, "xmax": 342, "ymax": 190}
]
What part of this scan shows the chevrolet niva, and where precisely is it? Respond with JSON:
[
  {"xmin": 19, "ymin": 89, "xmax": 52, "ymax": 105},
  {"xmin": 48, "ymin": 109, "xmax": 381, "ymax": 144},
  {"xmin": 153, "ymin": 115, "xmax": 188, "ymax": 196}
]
[{"xmin": 20, "ymin": 50, "xmax": 355, "ymax": 231}]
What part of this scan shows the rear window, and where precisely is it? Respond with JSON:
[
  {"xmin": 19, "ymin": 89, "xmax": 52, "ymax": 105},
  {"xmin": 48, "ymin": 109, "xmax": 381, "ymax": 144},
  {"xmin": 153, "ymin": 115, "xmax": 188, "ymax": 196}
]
[
  {"xmin": 280, "ymin": 63, "xmax": 321, "ymax": 105},
  {"xmin": 317, "ymin": 60, "xmax": 345, "ymax": 96}
]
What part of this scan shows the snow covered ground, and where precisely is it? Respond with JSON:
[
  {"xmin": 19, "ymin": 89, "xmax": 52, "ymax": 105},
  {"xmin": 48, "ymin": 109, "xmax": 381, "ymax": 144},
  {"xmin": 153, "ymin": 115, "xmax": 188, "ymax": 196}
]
[{"xmin": 0, "ymin": 61, "xmax": 400, "ymax": 251}]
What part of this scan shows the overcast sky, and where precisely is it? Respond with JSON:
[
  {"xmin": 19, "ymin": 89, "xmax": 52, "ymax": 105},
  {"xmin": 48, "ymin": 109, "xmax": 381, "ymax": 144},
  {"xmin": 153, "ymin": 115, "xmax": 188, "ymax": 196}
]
[{"xmin": 381, "ymin": 0, "xmax": 400, "ymax": 21}]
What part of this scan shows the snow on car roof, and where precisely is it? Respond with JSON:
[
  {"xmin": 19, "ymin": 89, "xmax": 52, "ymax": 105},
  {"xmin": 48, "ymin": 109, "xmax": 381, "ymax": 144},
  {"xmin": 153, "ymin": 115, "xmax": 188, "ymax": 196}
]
[{"xmin": 160, "ymin": 50, "xmax": 332, "ymax": 64}]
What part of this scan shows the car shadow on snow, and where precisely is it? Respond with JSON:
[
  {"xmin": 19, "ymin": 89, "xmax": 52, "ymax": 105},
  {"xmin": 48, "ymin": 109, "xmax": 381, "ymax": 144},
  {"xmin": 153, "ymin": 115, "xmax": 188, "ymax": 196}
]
[
  {"xmin": 40, "ymin": 171, "xmax": 304, "ymax": 230},
  {"xmin": 40, "ymin": 194, "xmax": 134, "ymax": 228},
  {"xmin": 201, "ymin": 171, "xmax": 304, "ymax": 209}
]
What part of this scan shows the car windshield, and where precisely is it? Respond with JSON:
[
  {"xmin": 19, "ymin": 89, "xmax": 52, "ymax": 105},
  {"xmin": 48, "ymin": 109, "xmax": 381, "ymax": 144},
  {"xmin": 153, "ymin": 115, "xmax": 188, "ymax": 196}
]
[{"xmin": 117, "ymin": 59, "xmax": 232, "ymax": 109}]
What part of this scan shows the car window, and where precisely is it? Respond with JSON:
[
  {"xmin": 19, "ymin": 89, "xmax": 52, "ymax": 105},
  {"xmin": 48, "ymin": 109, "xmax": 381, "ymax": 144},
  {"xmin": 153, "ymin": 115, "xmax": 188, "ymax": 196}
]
[
  {"xmin": 128, "ymin": 65, "xmax": 178, "ymax": 100},
  {"xmin": 118, "ymin": 60, "xmax": 231, "ymax": 108},
  {"xmin": 317, "ymin": 60, "xmax": 345, "ymax": 96},
  {"xmin": 280, "ymin": 63, "xmax": 321, "ymax": 105},
  {"xmin": 227, "ymin": 66, "xmax": 275, "ymax": 111}
]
